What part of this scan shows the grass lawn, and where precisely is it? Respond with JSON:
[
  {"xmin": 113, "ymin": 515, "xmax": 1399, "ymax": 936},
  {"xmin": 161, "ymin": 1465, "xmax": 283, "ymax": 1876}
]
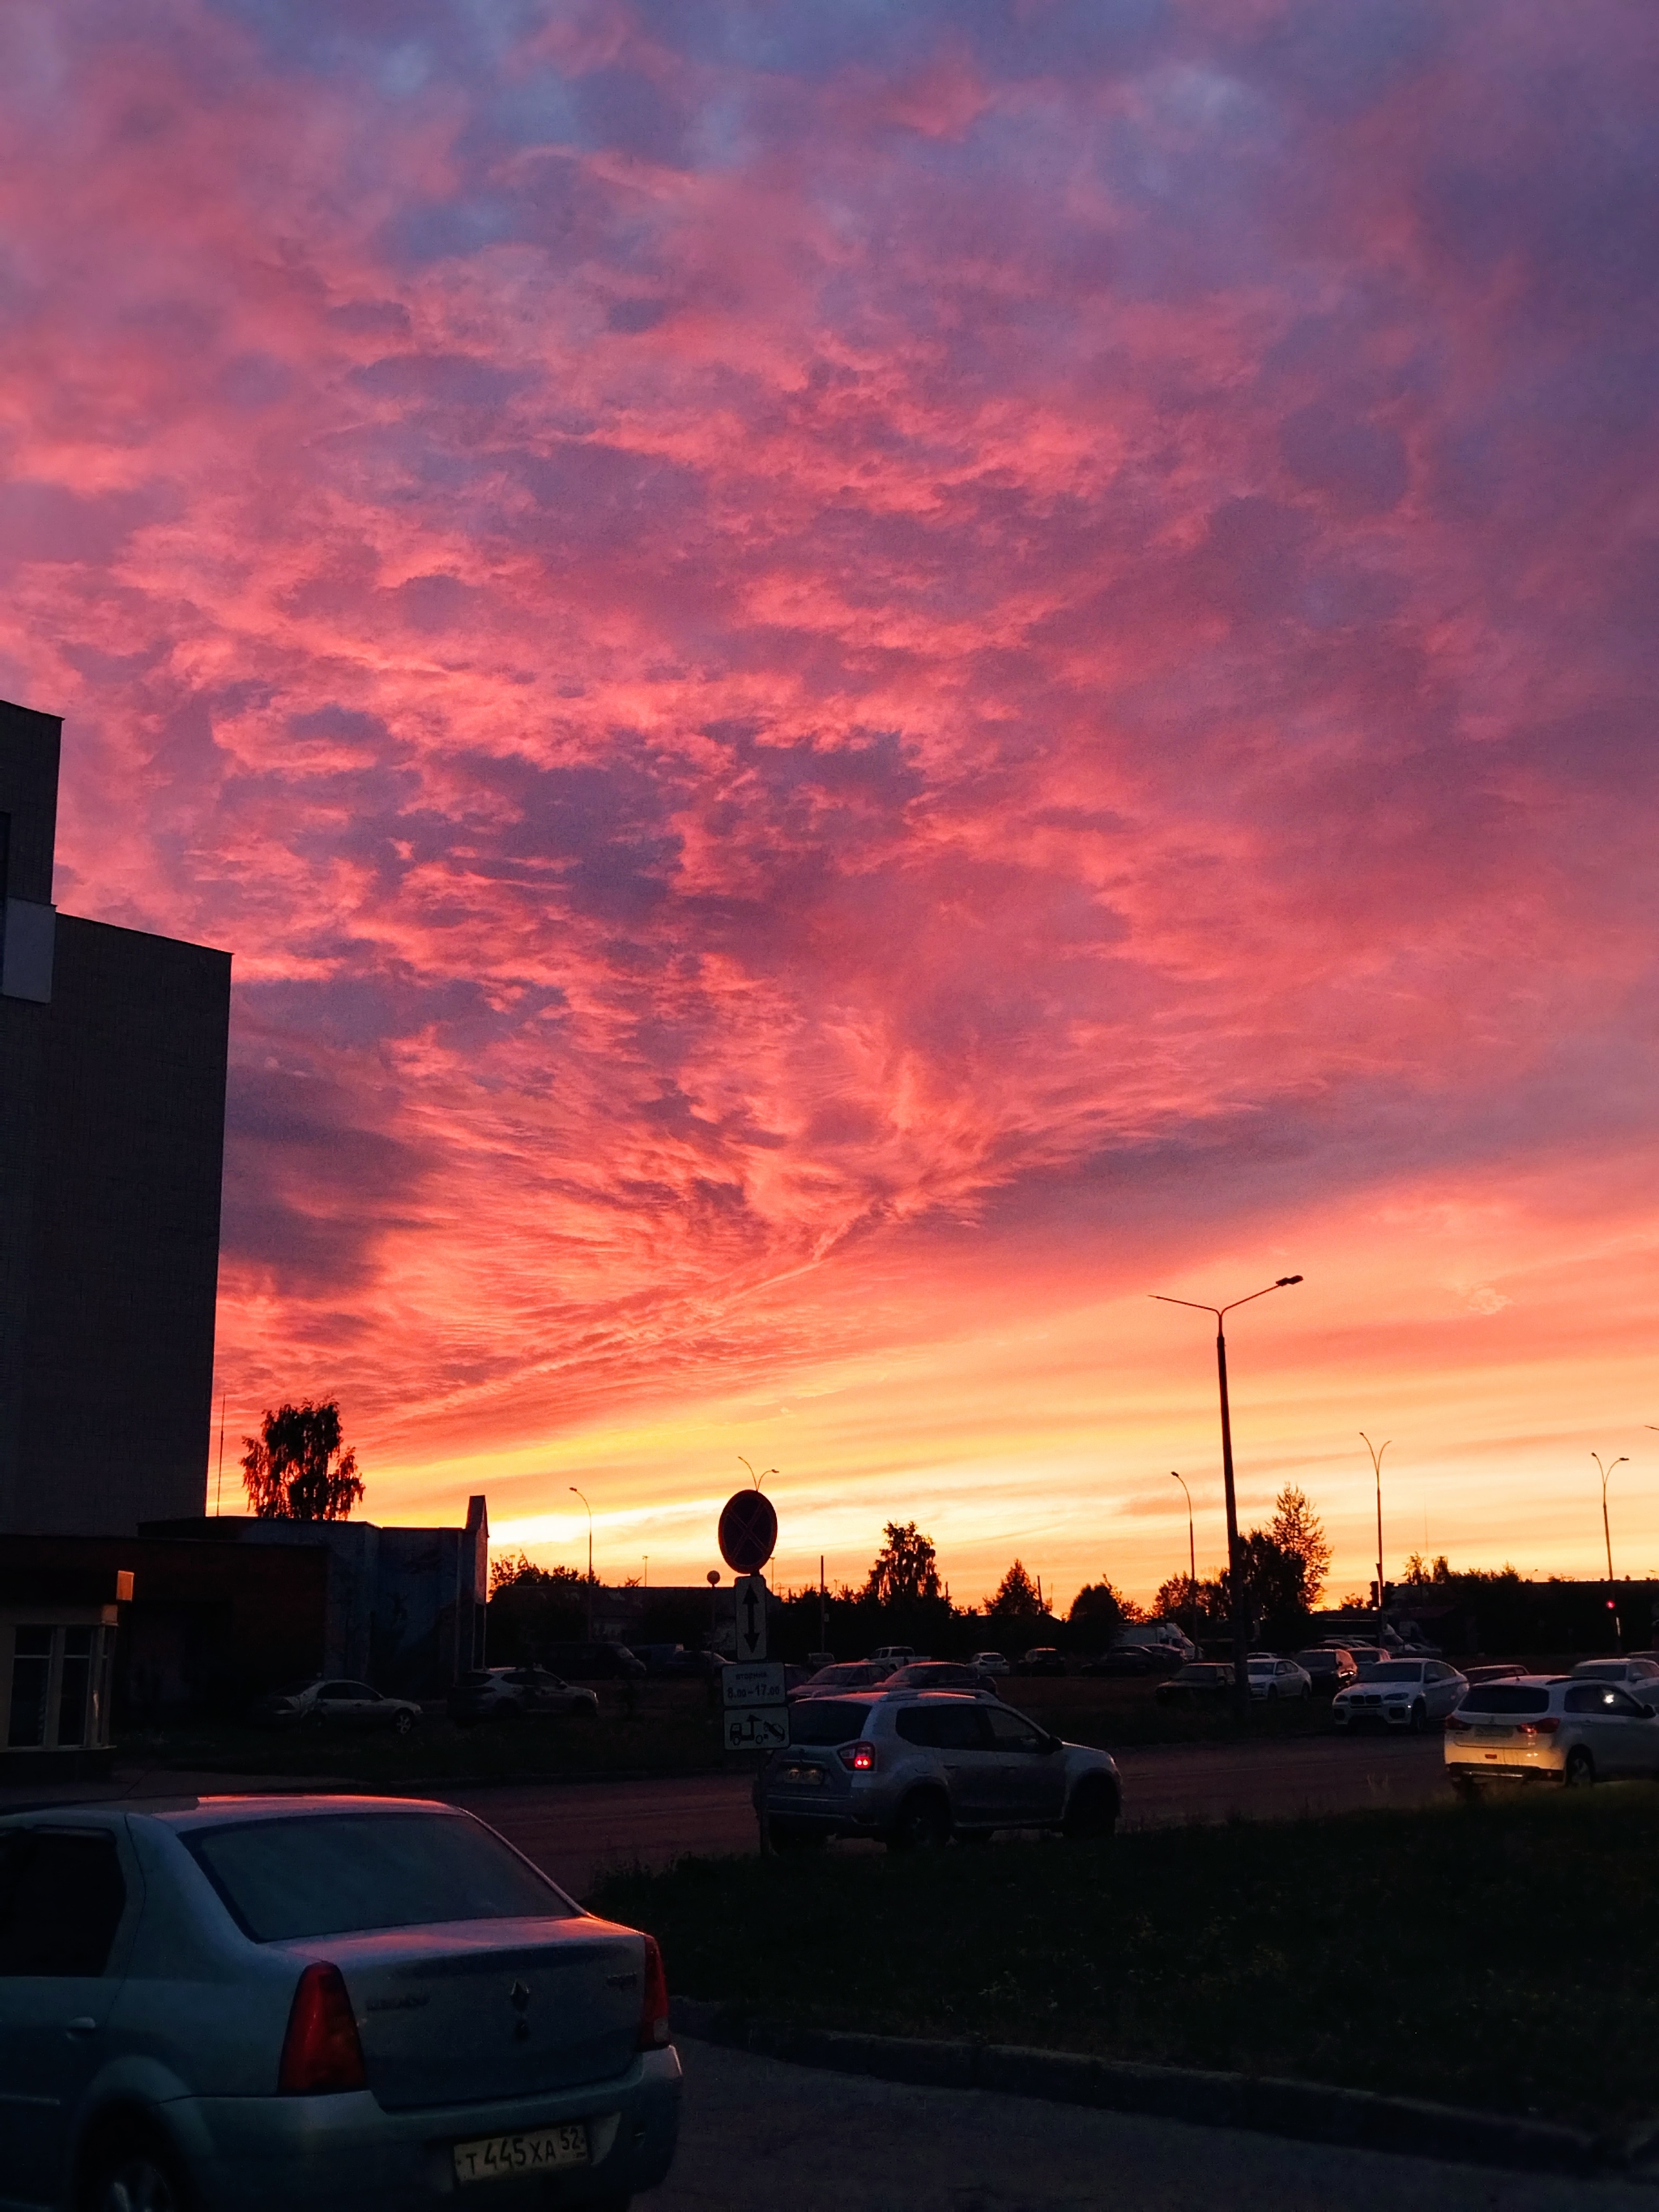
[{"xmin": 590, "ymin": 1785, "xmax": 1659, "ymax": 2129}]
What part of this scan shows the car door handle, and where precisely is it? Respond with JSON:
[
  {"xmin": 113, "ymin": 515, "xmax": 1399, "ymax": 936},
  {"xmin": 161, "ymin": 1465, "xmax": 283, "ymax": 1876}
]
[{"xmin": 65, "ymin": 2018, "xmax": 97, "ymax": 2035}]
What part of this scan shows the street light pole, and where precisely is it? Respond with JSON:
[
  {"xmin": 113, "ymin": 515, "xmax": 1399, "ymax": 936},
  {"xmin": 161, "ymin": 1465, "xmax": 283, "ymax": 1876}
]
[
  {"xmin": 1169, "ymin": 1471, "xmax": 1196, "ymax": 1635},
  {"xmin": 569, "ymin": 1486, "xmax": 594, "ymax": 1637},
  {"xmin": 1361, "ymin": 1434, "xmax": 1390, "ymax": 1646},
  {"xmin": 1154, "ymin": 1276, "xmax": 1303, "ymax": 1715},
  {"xmin": 1593, "ymin": 1452, "xmax": 1628, "ymax": 1652}
]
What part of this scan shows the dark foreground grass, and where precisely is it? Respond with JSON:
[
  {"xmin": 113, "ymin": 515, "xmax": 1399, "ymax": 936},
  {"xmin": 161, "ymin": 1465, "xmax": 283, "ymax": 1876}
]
[{"xmin": 590, "ymin": 1787, "xmax": 1659, "ymax": 2130}]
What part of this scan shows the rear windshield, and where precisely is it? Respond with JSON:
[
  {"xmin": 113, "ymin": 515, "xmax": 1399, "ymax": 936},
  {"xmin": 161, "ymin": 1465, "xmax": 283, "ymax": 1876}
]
[
  {"xmin": 788, "ymin": 1700, "xmax": 870, "ymax": 1745},
  {"xmin": 1175, "ymin": 1666, "xmax": 1224, "ymax": 1682},
  {"xmin": 1573, "ymin": 1663, "xmax": 1626, "ymax": 1681},
  {"xmin": 1461, "ymin": 1686, "xmax": 1550, "ymax": 1715},
  {"xmin": 182, "ymin": 1813, "xmax": 574, "ymax": 1943},
  {"xmin": 1368, "ymin": 1663, "xmax": 1425, "ymax": 1683}
]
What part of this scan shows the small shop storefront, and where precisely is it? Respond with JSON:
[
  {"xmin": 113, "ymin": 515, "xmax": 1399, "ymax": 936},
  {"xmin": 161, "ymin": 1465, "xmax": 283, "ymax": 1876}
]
[{"xmin": 1, "ymin": 1571, "xmax": 130, "ymax": 1775}]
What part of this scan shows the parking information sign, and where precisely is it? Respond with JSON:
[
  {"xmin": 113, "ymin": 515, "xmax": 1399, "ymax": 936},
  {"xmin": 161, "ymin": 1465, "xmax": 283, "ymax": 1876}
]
[{"xmin": 723, "ymin": 1658, "xmax": 787, "ymax": 1753}]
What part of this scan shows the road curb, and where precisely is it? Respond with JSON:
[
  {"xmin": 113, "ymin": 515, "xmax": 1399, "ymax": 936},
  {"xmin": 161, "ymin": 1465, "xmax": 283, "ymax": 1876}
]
[{"xmin": 669, "ymin": 2000, "xmax": 1630, "ymax": 2179}]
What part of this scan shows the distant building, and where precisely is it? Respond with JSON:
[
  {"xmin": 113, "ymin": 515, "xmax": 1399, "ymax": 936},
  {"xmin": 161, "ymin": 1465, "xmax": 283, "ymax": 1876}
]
[{"xmin": 1, "ymin": 698, "xmax": 230, "ymax": 1535}]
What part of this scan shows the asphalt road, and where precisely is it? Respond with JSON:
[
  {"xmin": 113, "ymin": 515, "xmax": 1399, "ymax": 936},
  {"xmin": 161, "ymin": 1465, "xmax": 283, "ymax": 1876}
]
[
  {"xmin": 639, "ymin": 2036, "xmax": 1648, "ymax": 2212},
  {"xmin": 449, "ymin": 1730, "xmax": 1450, "ymax": 1899}
]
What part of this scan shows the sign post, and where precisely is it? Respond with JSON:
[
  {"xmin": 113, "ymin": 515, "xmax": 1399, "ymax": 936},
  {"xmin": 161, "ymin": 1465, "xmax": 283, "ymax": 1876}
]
[{"xmin": 717, "ymin": 1485, "xmax": 781, "ymax": 1853}]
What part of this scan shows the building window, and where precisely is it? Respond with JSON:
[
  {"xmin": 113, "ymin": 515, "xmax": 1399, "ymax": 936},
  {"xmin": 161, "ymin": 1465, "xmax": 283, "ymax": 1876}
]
[{"xmin": 8, "ymin": 1628, "xmax": 53, "ymax": 1749}]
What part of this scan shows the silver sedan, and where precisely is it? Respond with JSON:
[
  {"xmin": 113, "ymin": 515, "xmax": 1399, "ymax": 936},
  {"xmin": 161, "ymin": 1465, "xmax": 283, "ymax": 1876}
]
[{"xmin": 0, "ymin": 1794, "xmax": 680, "ymax": 2211}]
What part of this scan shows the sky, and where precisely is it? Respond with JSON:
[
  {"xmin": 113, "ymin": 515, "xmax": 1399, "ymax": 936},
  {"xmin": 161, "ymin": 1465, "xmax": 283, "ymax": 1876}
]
[{"xmin": 3, "ymin": 0, "xmax": 1658, "ymax": 1609}]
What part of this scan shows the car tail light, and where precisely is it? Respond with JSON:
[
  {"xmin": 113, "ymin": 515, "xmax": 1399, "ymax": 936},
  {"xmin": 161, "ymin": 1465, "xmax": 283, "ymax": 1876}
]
[
  {"xmin": 1519, "ymin": 1718, "xmax": 1561, "ymax": 1737},
  {"xmin": 279, "ymin": 1963, "xmax": 368, "ymax": 2095},
  {"xmin": 637, "ymin": 1935, "xmax": 671, "ymax": 2050},
  {"xmin": 1444, "ymin": 1714, "xmax": 1469, "ymax": 1731},
  {"xmin": 837, "ymin": 1741, "xmax": 876, "ymax": 1771}
]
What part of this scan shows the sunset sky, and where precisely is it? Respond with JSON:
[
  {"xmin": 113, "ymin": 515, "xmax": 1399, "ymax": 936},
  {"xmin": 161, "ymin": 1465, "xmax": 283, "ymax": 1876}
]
[{"xmin": 4, "ymin": 1, "xmax": 1658, "ymax": 1609}]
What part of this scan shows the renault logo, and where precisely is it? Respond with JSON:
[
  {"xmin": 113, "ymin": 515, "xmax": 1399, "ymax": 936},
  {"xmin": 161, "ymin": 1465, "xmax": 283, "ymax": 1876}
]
[{"xmin": 509, "ymin": 1979, "xmax": 531, "ymax": 2039}]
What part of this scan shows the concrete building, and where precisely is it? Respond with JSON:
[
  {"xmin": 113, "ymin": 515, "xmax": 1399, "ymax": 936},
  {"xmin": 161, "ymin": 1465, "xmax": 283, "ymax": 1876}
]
[{"xmin": 0, "ymin": 698, "xmax": 230, "ymax": 1535}]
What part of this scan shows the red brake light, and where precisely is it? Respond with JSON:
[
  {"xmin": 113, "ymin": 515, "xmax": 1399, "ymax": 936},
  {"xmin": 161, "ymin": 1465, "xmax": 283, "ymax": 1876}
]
[
  {"xmin": 1444, "ymin": 1714, "xmax": 1469, "ymax": 1730},
  {"xmin": 279, "ymin": 1962, "xmax": 368, "ymax": 2095},
  {"xmin": 638, "ymin": 1934, "xmax": 671, "ymax": 2050},
  {"xmin": 837, "ymin": 1741, "xmax": 876, "ymax": 1771},
  {"xmin": 1521, "ymin": 1717, "xmax": 1561, "ymax": 1736}
]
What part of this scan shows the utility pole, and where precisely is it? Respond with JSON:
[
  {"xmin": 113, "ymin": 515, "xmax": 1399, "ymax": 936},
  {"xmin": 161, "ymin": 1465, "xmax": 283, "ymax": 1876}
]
[
  {"xmin": 1593, "ymin": 1452, "xmax": 1628, "ymax": 1652},
  {"xmin": 1361, "ymin": 1435, "xmax": 1389, "ymax": 1645},
  {"xmin": 570, "ymin": 1487, "xmax": 594, "ymax": 1637},
  {"xmin": 819, "ymin": 1554, "xmax": 826, "ymax": 1652},
  {"xmin": 1170, "ymin": 1471, "xmax": 1195, "ymax": 1634},
  {"xmin": 1154, "ymin": 1276, "xmax": 1303, "ymax": 1715}
]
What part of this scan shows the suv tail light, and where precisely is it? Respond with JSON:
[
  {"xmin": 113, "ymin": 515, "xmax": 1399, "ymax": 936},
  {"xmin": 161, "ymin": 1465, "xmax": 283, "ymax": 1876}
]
[
  {"xmin": 1520, "ymin": 1718, "xmax": 1561, "ymax": 1737},
  {"xmin": 1444, "ymin": 1714, "xmax": 1469, "ymax": 1731},
  {"xmin": 638, "ymin": 1935, "xmax": 671, "ymax": 2049},
  {"xmin": 837, "ymin": 1741, "xmax": 876, "ymax": 1771},
  {"xmin": 279, "ymin": 1963, "xmax": 368, "ymax": 2095}
]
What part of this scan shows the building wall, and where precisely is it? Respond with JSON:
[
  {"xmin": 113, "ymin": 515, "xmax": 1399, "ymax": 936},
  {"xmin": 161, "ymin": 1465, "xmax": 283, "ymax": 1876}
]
[{"xmin": 0, "ymin": 700, "xmax": 231, "ymax": 1536}]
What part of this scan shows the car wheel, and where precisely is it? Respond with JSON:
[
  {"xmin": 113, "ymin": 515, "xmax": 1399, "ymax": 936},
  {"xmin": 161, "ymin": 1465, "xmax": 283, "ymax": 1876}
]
[
  {"xmin": 1265, "ymin": 1686, "xmax": 1278, "ymax": 1703},
  {"xmin": 1409, "ymin": 1699, "xmax": 1427, "ymax": 1734},
  {"xmin": 886, "ymin": 1791, "xmax": 952, "ymax": 1852},
  {"xmin": 391, "ymin": 1708, "xmax": 415, "ymax": 1737},
  {"xmin": 1063, "ymin": 1777, "xmax": 1119, "ymax": 1842},
  {"xmin": 83, "ymin": 2133, "xmax": 190, "ymax": 2212},
  {"xmin": 1565, "ymin": 1747, "xmax": 1595, "ymax": 1788}
]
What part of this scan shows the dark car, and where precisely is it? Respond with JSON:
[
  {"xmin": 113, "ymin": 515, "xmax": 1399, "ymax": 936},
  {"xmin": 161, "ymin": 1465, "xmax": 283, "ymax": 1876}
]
[
  {"xmin": 1016, "ymin": 1647, "xmax": 1068, "ymax": 1677},
  {"xmin": 1294, "ymin": 1647, "xmax": 1358, "ymax": 1694},
  {"xmin": 539, "ymin": 1640, "xmax": 647, "ymax": 1681},
  {"xmin": 883, "ymin": 1660, "xmax": 1001, "ymax": 1698},
  {"xmin": 1155, "ymin": 1662, "xmax": 1234, "ymax": 1706},
  {"xmin": 1082, "ymin": 1645, "xmax": 1182, "ymax": 1679}
]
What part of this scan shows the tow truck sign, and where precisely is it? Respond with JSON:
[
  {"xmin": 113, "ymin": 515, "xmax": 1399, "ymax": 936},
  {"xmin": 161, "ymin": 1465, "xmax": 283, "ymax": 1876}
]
[{"xmin": 721, "ymin": 1654, "xmax": 787, "ymax": 1752}]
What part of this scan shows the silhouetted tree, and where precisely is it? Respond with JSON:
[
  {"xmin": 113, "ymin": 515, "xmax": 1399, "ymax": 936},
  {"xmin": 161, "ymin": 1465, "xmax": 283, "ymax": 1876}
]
[
  {"xmin": 987, "ymin": 1559, "xmax": 1043, "ymax": 1617},
  {"xmin": 241, "ymin": 1400, "xmax": 362, "ymax": 1521},
  {"xmin": 1069, "ymin": 1575, "xmax": 1140, "ymax": 1646},
  {"xmin": 486, "ymin": 1555, "xmax": 587, "ymax": 1662},
  {"xmin": 864, "ymin": 1522, "xmax": 941, "ymax": 1605},
  {"xmin": 1269, "ymin": 1485, "xmax": 1333, "ymax": 1607}
]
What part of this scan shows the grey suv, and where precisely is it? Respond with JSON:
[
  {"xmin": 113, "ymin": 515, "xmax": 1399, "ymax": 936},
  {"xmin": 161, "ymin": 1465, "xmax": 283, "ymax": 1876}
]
[{"xmin": 759, "ymin": 1692, "xmax": 1120, "ymax": 1849}]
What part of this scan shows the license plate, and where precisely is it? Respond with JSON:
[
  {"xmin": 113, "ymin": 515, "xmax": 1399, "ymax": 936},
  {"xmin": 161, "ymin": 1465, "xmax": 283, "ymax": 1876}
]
[{"xmin": 453, "ymin": 2123, "xmax": 589, "ymax": 2184}]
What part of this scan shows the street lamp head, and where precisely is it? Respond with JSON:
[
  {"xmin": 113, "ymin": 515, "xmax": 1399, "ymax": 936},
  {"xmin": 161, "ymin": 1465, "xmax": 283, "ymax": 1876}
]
[{"xmin": 1276, "ymin": 1275, "xmax": 1303, "ymax": 1286}]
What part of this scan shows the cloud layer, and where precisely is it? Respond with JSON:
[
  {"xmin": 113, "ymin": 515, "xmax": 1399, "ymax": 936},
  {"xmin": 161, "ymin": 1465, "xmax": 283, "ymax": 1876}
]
[{"xmin": 4, "ymin": 0, "xmax": 1658, "ymax": 1594}]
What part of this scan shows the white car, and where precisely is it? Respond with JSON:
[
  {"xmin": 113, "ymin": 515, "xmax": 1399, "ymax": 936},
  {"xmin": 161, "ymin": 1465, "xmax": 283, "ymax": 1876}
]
[
  {"xmin": 970, "ymin": 1652, "xmax": 1011, "ymax": 1676},
  {"xmin": 1568, "ymin": 1657, "xmax": 1659, "ymax": 1711},
  {"xmin": 1447, "ymin": 1674, "xmax": 1659, "ymax": 1791},
  {"xmin": 1247, "ymin": 1656, "xmax": 1311, "ymax": 1701},
  {"xmin": 1333, "ymin": 1657, "xmax": 1468, "ymax": 1732}
]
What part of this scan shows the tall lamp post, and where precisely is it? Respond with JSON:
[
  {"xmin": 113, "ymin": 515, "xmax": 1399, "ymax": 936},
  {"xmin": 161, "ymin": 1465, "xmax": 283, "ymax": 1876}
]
[
  {"xmin": 1154, "ymin": 1275, "xmax": 1303, "ymax": 1713},
  {"xmin": 1361, "ymin": 1434, "xmax": 1390, "ymax": 1646},
  {"xmin": 569, "ymin": 1486, "xmax": 594, "ymax": 1637},
  {"xmin": 1169, "ymin": 1471, "xmax": 1196, "ymax": 1637},
  {"xmin": 1593, "ymin": 1452, "xmax": 1628, "ymax": 1652}
]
